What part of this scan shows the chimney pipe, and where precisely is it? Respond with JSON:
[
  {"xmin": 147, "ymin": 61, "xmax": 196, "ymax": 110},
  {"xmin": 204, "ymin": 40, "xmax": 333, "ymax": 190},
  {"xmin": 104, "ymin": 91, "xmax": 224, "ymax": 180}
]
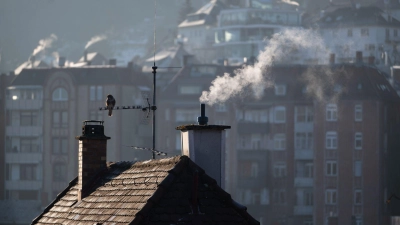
[
  {"xmin": 356, "ymin": 51, "xmax": 363, "ymax": 64},
  {"xmin": 84, "ymin": 50, "xmax": 88, "ymax": 62},
  {"xmin": 197, "ymin": 104, "xmax": 208, "ymax": 125},
  {"xmin": 368, "ymin": 56, "xmax": 375, "ymax": 65},
  {"xmin": 76, "ymin": 120, "xmax": 110, "ymax": 201},
  {"xmin": 59, "ymin": 57, "xmax": 66, "ymax": 67},
  {"xmin": 29, "ymin": 55, "xmax": 36, "ymax": 67},
  {"xmin": 329, "ymin": 53, "xmax": 335, "ymax": 64},
  {"xmin": 177, "ymin": 104, "xmax": 231, "ymax": 188},
  {"xmin": 109, "ymin": 59, "xmax": 117, "ymax": 66}
]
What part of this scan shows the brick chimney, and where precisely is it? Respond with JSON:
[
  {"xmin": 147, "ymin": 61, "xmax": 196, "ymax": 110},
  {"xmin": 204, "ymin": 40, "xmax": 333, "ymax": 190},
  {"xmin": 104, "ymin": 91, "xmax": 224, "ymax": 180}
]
[
  {"xmin": 75, "ymin": 120, "xmax": 110, "ymax": 201},
  {"xmin": 176, "ymin": 104, "xmax": 230, "ymax": 189}
]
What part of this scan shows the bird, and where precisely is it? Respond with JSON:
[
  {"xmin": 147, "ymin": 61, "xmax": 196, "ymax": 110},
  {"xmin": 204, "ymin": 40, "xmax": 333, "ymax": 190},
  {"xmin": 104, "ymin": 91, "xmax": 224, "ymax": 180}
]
[{"xmin": 106, "ymin": 94, "xmax": 116, "ymax": 116}]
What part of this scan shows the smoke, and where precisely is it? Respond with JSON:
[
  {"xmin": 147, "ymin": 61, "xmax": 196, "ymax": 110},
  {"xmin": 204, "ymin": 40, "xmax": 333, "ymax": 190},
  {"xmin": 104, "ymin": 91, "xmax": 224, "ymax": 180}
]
[
  {"xmin": 200, "ymin": 28, "xmax": 331, "ymax": 105},
  {"xmin": 85, "ymin": 35, "xmax": 107, "ymax": 49},
  {"xmin": 32, "ymin": 34, "xmax": 58, "ymax": 56}
]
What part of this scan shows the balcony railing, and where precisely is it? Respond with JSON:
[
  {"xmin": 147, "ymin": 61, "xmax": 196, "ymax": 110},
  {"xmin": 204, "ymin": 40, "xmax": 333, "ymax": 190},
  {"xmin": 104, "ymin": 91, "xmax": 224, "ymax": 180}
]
[
  {"xmin": 6, "ymin": 152, "xmax": 42, "ymax": 163},
  {"xmin": 294, "ymin": 205, "xmax": 313, "ymax": 215},
  {"xmin": 294, "ymin": 149, "xmax": 313, "ymax": 160},
  {"xmin": 6, "ymin": 99, "xmax": 43, "ymax": 110},
  {"xmin": 6, "ymin": 126, "xmax": 42, "ymax": 136},
  {"xmin": 294, "ymin": 177, "xmax": 313, "ymax": 187}
]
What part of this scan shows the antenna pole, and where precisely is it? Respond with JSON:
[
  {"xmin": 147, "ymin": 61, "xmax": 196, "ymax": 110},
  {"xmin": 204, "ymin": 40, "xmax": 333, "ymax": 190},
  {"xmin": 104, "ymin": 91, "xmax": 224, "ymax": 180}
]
[{"xmin": 152, "ymin": 63, "xmax": 157, "ymax": 159}]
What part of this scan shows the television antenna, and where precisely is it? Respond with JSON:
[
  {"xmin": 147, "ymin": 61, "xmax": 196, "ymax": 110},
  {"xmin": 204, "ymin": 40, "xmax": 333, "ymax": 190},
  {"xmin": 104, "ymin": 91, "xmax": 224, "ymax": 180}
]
[{"xmin": 99, "ymin": 0, "xmax": 181, "ymax": 159}]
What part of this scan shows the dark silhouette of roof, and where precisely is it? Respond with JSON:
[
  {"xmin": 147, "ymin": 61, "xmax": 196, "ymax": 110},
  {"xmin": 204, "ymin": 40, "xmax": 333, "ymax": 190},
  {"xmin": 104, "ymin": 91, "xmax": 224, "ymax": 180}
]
[{"xmin": 32, "ymin": 156, "xmax": 259, "ymax": 225}]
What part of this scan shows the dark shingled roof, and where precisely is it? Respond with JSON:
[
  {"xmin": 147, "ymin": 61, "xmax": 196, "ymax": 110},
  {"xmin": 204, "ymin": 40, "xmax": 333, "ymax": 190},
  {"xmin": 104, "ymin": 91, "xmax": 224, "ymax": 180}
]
[{"xmin": 32, "ymin": 156, "xmax": 259, "ymax": 225}]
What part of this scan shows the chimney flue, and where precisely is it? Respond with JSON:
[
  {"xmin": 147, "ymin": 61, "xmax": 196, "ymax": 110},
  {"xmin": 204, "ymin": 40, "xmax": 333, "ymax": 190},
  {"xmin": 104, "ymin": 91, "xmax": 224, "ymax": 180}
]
[
  {"xmin": 59, "ymin": 57, "xmax": 66, "ymax": 67},
  {"xmin": 197, "ymin": 104, "xmax": 208, "ymax": 125},
  {"xmin": 84, "ymin": 50, "xmax": 88, "ymax": 62},
  {"xmin": 76, "ymin": 120, "xmax": 110, "ymax": 201}
]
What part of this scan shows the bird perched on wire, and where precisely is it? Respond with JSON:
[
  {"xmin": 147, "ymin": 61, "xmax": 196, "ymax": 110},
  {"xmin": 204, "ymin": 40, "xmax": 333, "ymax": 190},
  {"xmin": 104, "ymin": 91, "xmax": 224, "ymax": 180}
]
[{"xmin": 106, "ymin": 94, "xmax": 116, "ymax": 116}]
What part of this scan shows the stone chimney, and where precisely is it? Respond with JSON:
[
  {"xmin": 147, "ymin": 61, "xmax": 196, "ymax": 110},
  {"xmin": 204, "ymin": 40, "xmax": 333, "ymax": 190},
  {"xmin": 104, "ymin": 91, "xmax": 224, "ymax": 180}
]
[
  {"xmin": 176, "ymin": 104, "xmax": 230, "ymax": 189},
  {"xmin": 75, "ymin": 120, "xmax": 110, "ymax": 201}
]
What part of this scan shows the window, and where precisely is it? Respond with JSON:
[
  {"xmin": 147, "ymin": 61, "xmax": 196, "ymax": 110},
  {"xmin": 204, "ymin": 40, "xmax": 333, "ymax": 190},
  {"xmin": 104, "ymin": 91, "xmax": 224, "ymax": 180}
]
[
  {"xmin": 179, "ymin": 85, "xmax": 202, "ymax": 94},
  {"xmin": 20, "ymin": 111, "xmax": 38, "ymax": 126},
  {"xmin": 296, "ymin": 161, "xmax": 313, "ymax": 178},
  {"xmin": 354, "ymin": 161, "xmax": 362, "ymax": 177},
  {"xmin": 251, "ymin": 162, "xmax": 258, "ymax": 178},
  {"xmin": 52, "ymin": 88, "xmax": 68, "ymax": 101},
  {"xmin": 326, "ymin": 104, "xmax": 337, "ymax": 121},
  {"xmin": 52, "ymin": 138, "xmax": 68, "ymax": 154},
  {"xmin": 361, "ymin": 28, "xmax": 369, "ymax": 37},
  {"xmin": 274, "ymin": 84, "xmax": 286, "ymax": 96},
  {"xmin": 326, "ymin": 161, "xmax": 338, "ymax": 176},
  {"xmin": 355, "ymin": 104, "xmax": 362, "ymax": 121},
  {"xmin": 53, "ymin": 164, "xmax": 67, "ymax": 181},
  {"xmin": 325, "ymin": 189, "xmax": 337, "ymax": 204},
  {"xmin": 89, "ymin": 86, "xmax": 103, "ymax": 101},
  {"xmin": 326, "ymin": 131, "xmax": 338, "ymax": 149},
  {"xmin": 260, "ymin": 188, "xmax": 269, "ymax": 205},
  {"xmin": 273, "ymin": 106, "xmax": 286, "ymax": 123},
  {"xmin": 20, "ymin": 138, "xmax": 40, "ymax": 153},
  {"xmin": 273, "ymin": 189, "xmax": 286, "ymax": 204},
  {"xmin": 53, "ymin": 111, "xmax": 68, "ymax": 128},
  {"xmin": 20, "ymin": 164, "xmax": 37, "ymax": 180},
  {"xmin": 215, "ymin": 103, "xmax": 227, "ymax": 112},
  {"xmin": 295, "ymin": 106, "xmax": 313, "ymax": 122},
  {"xmin": 273, "ymin": 162, "xmax": 287, "ymax": 177},
  {"xmin": 244, "ymin": 110, "xmax": 268, "ymax": 122},
  {"xmin": 354, "ymin": 190, "xmax": 362, "ymax": 205},
  {"xmin": 274, "ymin": 134, "xmax": 286, "ymax": 150},
  {"xmin": 89, "ymin": 110, "xmax": 103, "ymax": 121},
  {"xmin": 347, "ymin": 29, "xmax": 353, "ymax": 37},
  {"xmin": 295, "ymin": 132, "xmax": 313, "ymax": 150},
  {"xmin": 303, "ymin": 189, "xmax": 313, "ymax": 206},
  {"xmin": 239, "ymin": 161, "xmax": 258, "ymax": 178},
  {"xmin": 175, "ymin": 109, "xmax": 198, "ymax": 122},
  {"xmin": 251, "ymin": 134, "xmax": 262, "ymax": 149},
  {"xmin": 355, "ymin": 132, "xmax": 362, "ymax": 149}
]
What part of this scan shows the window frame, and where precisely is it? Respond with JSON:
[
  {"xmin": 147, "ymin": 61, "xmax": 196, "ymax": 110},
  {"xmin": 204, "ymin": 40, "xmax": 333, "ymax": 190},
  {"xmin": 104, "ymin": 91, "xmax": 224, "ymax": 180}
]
[
  {"xmin": 325, "ymin": 189, "xmax": 337, "ymax": 205},
  {"xmin": 355, "ymin": 132, "xmax": 362, "ymax": 150},
  {"xmin": 326, "ymin": 160, "xmax": 338, "ymax": 176},
  {"xmin": 52, "ymin": 88, "xmax": 68, "ymax": 101},
  {"xmin": 326, "ymin": 104, "xmax": 338, "ymax": 121},
  {"xmin": 273, "ymin": 133, "xmax": 286, "ymax": 150},
  {"xmin": 326, "ymin": 131, "xmax": 338, "ymax": 149},
  {"xmin": 355, "ymin": 104, "xmax": 362, "ymax": 122}
]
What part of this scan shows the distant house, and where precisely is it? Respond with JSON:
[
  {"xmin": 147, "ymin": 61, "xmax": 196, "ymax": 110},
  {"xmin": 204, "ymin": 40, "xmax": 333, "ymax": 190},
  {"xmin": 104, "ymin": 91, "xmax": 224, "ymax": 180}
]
[
  {"xmin": 73, "ymin": 51, "xmax": 109, "ymax": 67},
  {"xmin": 31, "ymin": 118, "xmax": 260, "ymax": 225},
  {"xmin": 14, "ymin": 56, "xmax": 49, "ymax": 75}
]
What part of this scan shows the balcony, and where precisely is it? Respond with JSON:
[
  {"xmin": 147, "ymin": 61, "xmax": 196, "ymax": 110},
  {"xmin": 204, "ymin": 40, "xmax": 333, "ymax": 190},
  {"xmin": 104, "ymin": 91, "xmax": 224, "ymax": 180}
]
[
  {"xmin": 294, "ymin": 177, "xmax": 313, "ymax": 187},
  {"xmin": 6, "ymin": 180, "xmax": 42, "ymax": 190},
  {"xmin": 294, "ymin": 149, "xmax": 313, "ymax": 160},
  {"xmin": 6, "ymin": 153, "xmax": 42, "ymax": 163},
  {"xmin": 294, "ymin": 206, "xmax": 313, "ymax": 215},
  {"xmin": 6, "ymin": 126, "xmax": 42, "ymax": 136},
  {"xmin": 6, "ymin": 99, "xmax": 43, "ymax": 110}
]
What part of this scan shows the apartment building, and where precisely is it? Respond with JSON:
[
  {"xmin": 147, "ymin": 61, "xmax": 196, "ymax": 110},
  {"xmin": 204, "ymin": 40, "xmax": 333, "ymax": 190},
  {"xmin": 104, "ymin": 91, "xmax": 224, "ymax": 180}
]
[
  {"xmin": 1, "ymin": 62, "xmax": 152, "ymax": 224},
  {"xmin": 157, "ymin": 60, "xmax": 400, "ymax": 225}
]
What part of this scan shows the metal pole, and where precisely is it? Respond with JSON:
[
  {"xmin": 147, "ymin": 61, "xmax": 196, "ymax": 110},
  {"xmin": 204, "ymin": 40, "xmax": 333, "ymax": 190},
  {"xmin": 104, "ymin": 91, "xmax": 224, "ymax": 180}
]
[{"xmin": 152, "ymin": 63, "xmax": 157, "ymax": 159}]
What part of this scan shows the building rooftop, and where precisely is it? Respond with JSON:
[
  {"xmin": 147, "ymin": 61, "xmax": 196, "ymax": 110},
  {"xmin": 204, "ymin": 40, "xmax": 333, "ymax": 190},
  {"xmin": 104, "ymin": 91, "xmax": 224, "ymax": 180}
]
[
  {"xmin": 178, "ymin": 0, "xmax": 226, "ymax": 28},
  {"xmin": 32, "ymin": 155, "xmax": 259, "ymax": 225}
]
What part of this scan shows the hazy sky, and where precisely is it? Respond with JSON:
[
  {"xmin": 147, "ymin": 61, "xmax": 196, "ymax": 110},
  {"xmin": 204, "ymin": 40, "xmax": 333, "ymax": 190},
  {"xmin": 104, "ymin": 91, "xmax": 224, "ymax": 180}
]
[{"xmin": 0, "ymin": 0, "xmax": 207, "ymax": 72}]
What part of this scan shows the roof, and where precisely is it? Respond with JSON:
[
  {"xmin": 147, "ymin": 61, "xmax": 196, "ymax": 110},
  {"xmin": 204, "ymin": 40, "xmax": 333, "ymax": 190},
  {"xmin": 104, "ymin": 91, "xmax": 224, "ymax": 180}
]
[
  {"xmin": 317, "ymin": 6, "xmax": 400, "ymax": 28},
  {"xmin": 14, "ymin": 60, "xmax": 49, "ymax": 75},
  {"xmin": 11, "ymin": 66, "xmax": 149, "ymax": 87},
  {"xmin": 32, "ymin": 155, "xmax": 259, "ymax": 225},
  {"xmin": 143, "ymin": 45, "xmax": 192, "ymax": 72},
  {"xmin": 178, "ymin": 0, "xmax": 226, "ymax": 28}
]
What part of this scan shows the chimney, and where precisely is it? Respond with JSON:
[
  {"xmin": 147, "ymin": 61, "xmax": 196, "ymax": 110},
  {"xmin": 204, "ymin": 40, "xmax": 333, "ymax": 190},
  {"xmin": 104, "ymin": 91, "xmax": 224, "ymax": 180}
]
[
  {"xmin": 75, "ymin": 120, "xmax": 110, "ymax": 201},
  {"xmin": 329, "ymin": 53, "xmax": 335, "ymax": 64},
  {"xmin": 59, "ymin": 57, "xmax": 66, "ymax": 67},
  {"xmin": 368, "ymin": 56, "xmax": 375, "ymax": 65},
  {"xmin": 29, "ymin": 55, "xmax": 36, "ymax": 67},
  {"xmin": 109, "ymin": 59, "xmax": 117, "ymax": 66},
  {"xmin": 176, "ymin": 104, "xmax": 231, "ymax": 188},
  {"xmin": 84, "ymin": 50, "xmax": 88, "ymax": 62},
  {"xmin": 356, "ymin": 51, "xmax": 363, "ymax": 64}
]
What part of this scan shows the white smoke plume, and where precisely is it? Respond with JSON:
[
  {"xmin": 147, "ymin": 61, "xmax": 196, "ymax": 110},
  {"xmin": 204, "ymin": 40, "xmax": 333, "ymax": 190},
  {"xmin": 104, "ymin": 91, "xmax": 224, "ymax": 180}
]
[
  {"xmin": 51, "ymin": 51, "xmax": 59, "ymax": 66},
  {"xmin": 200, "ymin": 28, "xmax": 331, "ymax": 105},
  {"xmin": 85, "ymin": 35, "xmax": 107, "ymax": 49},
  {"xmin": 32, "ymin": 34, "xmax": 58, "ymax": 56}
]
